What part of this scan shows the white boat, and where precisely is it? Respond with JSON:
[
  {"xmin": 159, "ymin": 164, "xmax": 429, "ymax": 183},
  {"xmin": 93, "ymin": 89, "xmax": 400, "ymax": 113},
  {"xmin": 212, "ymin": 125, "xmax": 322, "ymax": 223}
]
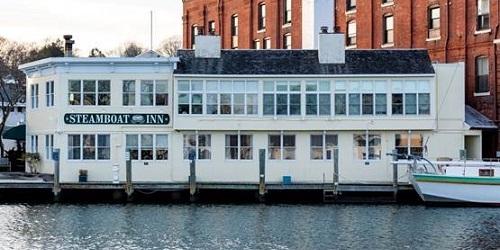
[{"xmin": 392, "ymin": 154, "xmax": 500, "ymax": 204}]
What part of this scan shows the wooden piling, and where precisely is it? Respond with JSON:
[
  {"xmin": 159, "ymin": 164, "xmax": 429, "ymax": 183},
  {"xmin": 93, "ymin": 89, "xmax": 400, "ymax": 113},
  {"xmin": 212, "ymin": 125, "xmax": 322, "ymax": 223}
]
[
  {"xmin": 392, "ymin": 149, "xmax": 398, "ymax": 201},
  {"xmin": 258, "ymin": 149, "xmax": 266, "ymax": 201},
  {"xmin": 125, "ymin": 151, "xmax": 133, "ymax": 199},
  {"xmin": 333, "ymin": 148, "xmax": 339, "ymax": 195},
  {"xmin": 52, "ymin": 149, "xmax": 61, "ymax": 201},
  {"xmin": 189, "ymin": 150, "xmax": 197, "ymax": 202}
]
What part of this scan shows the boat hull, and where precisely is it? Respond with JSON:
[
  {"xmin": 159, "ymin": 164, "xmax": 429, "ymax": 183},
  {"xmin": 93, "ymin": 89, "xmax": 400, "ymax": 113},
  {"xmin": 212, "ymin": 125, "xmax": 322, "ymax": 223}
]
[{"xmin": 411, "ymin": 174, "xmax": 500, "ymax": 204}]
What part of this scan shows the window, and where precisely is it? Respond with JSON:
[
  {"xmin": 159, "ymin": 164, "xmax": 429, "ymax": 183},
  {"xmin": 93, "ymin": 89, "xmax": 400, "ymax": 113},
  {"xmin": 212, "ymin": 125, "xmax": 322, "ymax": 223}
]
[
  {"xmin": 268, "ymin": 134, "xmax": 295, "ymax": 160},
  {"xmin": 231, "ymin": 15, "xmax": 239, "ymax": 49},
  {"xmin": 306, "ymin": 81, "xmax": 331, "ymax": 116},
  {"xmin": 178, "ymin": 80, "xmax": 203, "ymax": 114},
  {"xmin": 347, "ymin": 20, "xmax": 356, "ymax": 46},
  {"xmin": 476, "ymin": 56, "xmax": 489, "ymax": 93},
  {"xmin": 258, "ymin": 3, "xmax": 266, "ymax": 30},
  {"xmin": 253, "ymin": 39, "xmax": 261, "ymax": 49},
  {"xmin": 335, "ymin": 94, "xmax": 347, "ymax": 115},
  {"xmin": 191, "ymin": 24, "xmax": 199, "ymax": 49},
  {"xmin": 30, "ymin": 84, "xmax": 39, "ymax": 109},
  {"xmin": 140, "ymin": 80, "xmax": 168, "ymax": 106},
  {"xmin": 382, "ymin": 0, "xmax": 393, "ymax": 4},
  {"xmin": 206, "ymin": 80, "xmax": 258, "ymax": 115},
  {"xmin": 68, "ymin": 134, "xmax": 110, "ymax": 160},
  {"xmin": 68, "ymin": 80, "xmax": 110, "ymax": 106},
  {"xmin": 263, "ymin": 81, "xmax": 301, "ymax": 116},
  {"xmin": 349, "ymin": 94, "xmax": 360, "ymax": 115},
  {"xmin": 225, "ymin": 134, "xmax": 253, "ymax": 160},
  {"xmin": 353, "ymin": 134, "xmax": 382, "ymax": 160},
  {"xmin": 346, "ymin": 0, "xmax": 356, "ymax": 11},
  {"xmin": 126, "ymin": 134, "xmax": 168, "ymax": 160},
  {"xmin": 183, "ymin": 134, "xmax": 211, "ymax": 160},
  {"xmin": 428, "ymin": 6, "xmax": 440, "ymax": 38},
  {"xmin": 45, "ymin": 81, "xmax": 54, "ymax": 107},
  {"xmin": 395, "ymin": 133, "xmax": 424, "ymax": 159},
  {"xmin": 123, "ymin": 80, "xmax": 135, "ymax": 106},
  {"xmin": 310, "ymin": 134, "xmax": 338, "ymax": 160},
  {"xmin": 477, "ymin": 0, "xmax": 490, "ymax": 30},
  {"xmin": 383, "ymin": 15, "xmax": 394, "ymax": 44},
  {"xmin": 208, "ymin": 21, "xmax": 216, "ymax": 34},
  {"xmin": 284, "ymin": 0, "xmax": 292, "ymax": 24},
  {"xmin": 391, "ymin": 80, "xmax": 430, "ymax": 115},
  {"xmin": 479, "ymin": 169, "xmax": 494, "ymax": 177},
  {"xmin": 283, "ymin": 33, "xmax": 292, "ymax": 49},
  {"xmin": 45, "ymin": 134, "xmax": 53, "ymax": 160},
  {"xmin": 30, "ymin": 135, "xmax": 38, "ymax": 153},
  {"xmin": 264, "ymin": 38, "xmax": 271, "ymax": 49}
]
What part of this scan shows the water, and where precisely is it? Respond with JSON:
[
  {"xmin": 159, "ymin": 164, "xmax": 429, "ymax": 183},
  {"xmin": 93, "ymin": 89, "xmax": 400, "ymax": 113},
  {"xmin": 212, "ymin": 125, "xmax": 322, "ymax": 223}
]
[{"xmin": 0, "ymin": 204, "xmax": 499, "ymax": 250}]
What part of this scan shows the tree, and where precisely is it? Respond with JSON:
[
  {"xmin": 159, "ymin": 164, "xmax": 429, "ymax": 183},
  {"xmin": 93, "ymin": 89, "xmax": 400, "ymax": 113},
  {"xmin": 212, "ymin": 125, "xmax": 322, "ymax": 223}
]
[
  {"xmin": 89, "ymin": 48, "xmax": 106, "ymax": 57},
  {"xmin": 121, "ymin": 42, "xmax": 145, "ymax": 57},
  {"xmin": 0, "ymin": 38, "xmax": 64, "ymax": 156},
  {"xmin": 158, "ymin": 36, "xmax": 181, "ymax": 57}
]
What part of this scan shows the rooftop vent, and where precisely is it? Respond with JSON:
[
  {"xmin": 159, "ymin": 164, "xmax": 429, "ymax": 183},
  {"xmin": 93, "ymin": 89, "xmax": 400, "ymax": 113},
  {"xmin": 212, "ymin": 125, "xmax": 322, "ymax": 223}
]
[{"xmin": 63, "ymin": 35, "xmax": 75, "ymax": 57}]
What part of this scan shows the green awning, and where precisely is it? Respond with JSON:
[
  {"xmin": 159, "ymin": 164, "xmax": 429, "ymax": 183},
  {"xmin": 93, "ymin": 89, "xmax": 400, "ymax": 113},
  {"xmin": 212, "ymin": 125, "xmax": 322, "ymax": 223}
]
[{"xmin": 3, "ymin": 124, "xmax": 25, "ymax": 140}]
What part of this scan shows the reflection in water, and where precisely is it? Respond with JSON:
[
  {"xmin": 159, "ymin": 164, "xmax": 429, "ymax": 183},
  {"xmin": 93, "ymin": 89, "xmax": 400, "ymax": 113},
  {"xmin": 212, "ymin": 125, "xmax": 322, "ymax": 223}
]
[{"xmin": 1, "ymin": 204, "xmax": 500, "ymax": 249}]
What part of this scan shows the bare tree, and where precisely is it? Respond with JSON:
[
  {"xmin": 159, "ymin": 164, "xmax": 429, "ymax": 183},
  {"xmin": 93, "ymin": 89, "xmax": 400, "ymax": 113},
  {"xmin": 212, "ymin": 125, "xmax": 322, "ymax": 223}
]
[
  {"xmin": 158, "ymin": 36, "xmax": 182, "ymax": 57},
  {"xmin": 120, "ymin": 42, "xmax": 145, "ymax": 57},
  {"xmin": 0, "ymin": 38, "xmax": 64, "ymax": 155},
  {"xmin": 89, "ymin": 48, "xmax": 106, "ymax": 57}
]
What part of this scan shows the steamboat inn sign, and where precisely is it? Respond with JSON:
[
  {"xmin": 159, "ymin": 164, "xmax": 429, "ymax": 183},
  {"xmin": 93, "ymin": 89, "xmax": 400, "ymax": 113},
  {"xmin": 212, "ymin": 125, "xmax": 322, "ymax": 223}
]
[{"xmin": 64, "ymin": 113, "xmax": 170, "ymax": 125}]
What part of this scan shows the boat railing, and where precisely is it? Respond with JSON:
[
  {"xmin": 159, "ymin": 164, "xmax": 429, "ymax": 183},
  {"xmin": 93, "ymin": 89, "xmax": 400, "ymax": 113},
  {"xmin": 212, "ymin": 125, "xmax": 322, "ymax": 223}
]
[{"xmin": 387, "ymin": 153, "xmax": 439, "ymax": 174}]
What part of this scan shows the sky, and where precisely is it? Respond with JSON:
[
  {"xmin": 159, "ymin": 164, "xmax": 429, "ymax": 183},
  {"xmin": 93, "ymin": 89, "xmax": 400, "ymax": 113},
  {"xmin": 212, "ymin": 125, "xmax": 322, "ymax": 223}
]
[{"xmin": 0, "ymin": 0, "xmax": 183, "ymax": 56}]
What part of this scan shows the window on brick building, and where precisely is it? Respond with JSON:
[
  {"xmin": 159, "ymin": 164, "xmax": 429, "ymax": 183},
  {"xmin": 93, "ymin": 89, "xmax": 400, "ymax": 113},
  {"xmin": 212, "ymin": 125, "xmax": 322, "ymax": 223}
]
[
  {"xmin": 383, "ymin": 15, "xmax": 394, "ymax": 45},
  {"xmin": 284, "ymin": 0, "xmax": 292, "ymax": 24},
  {"xmin": 347, "ymin": 20, "xmax": 356, "ymax": 46},
  {"xmin": 208, "ymin": 21, "xmax": 216, "ymax": 35},
  {"xmin": 382, "ymin": 0, "xmax": 393, "ymax": 4},
  {"xmin": 477, "ymin": 0, "xmax": 490, "ymax": 30},
  {"xmin": 346, "ymin": 0, "xmax": 356, "ymax": 11},
  {"xmin": 428, "ymin": 6, "xmax": 440, "ymax": 38},
  {"xmin": 264, "ymin": 37, "xmax": 271, "ymax": 49},
  {"xmin": 253, "ymin": 39, "xmax": 261, "ymax": 49},
  {"xmin": 475, "ymin": 56, "xmax": 489, "ymax": 93},
  {"xmin": 191, "ymin": 24, "xmax": 199, "ymax": 49},
  {"xmin": 283, "ymin": 33, "xmax": 291, "ymax": 49},
  {"xmin": 258, "ymin": 3, "xmax": 266, "ymax": 31},
  {"xmin": 231, "ymin": 15, "xmax": 239, "ymax": 49}
]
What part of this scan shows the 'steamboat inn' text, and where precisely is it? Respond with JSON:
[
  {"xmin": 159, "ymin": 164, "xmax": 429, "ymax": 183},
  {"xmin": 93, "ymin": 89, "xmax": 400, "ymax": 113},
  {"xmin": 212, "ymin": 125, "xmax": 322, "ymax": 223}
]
[{"xmin": 19, "ymin": 33, "xmax": 491, "ymax": 185}]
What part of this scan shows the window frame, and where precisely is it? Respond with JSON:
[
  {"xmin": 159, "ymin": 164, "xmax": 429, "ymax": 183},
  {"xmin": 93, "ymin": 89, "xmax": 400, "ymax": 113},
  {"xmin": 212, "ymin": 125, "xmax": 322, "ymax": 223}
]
[
  {"xmin": 258, "ymin": 2, "xmax": 266, "ymax": 31},
  {"xmin": 45, "ymin": 81, "xmax": 54, "ymax": 107},
  {"xmin": 283, "ymin": 0, "xmax": 292, "ymax": 24},
  {"xmin": 383, "ymin": 15, "xmax": 394, "ymax": 45},
  {"xmin": 231, "ymin": 14, "xmax": 239, "ymax": 49},
  {"xmin": 475, "ymin": 56, "xmax": 489, "ymax": 93},
  {"xmin": 183, "ymin": 133, "xmax": 212, "ymax": 160},
  {"xmin": 225, "ymin": 134, "xmax": 253, "ymax": 160},
  {"xmin": 353, "ymin": 133, "xmax": 382, "ymax": 161},
  {"xmin": 427, "ymin": 6, "xmax": 441, "ymax": 39},
  {"xmin": 310, "ymin": 134, "xmax": 338, "ymax": 160},
  {"xmin": 68, "ymin": 80, "xmax": 111, "ymax": 106},
  {"xmin": 45, "ymin": 134, "xmax": 53, "ymax": 160},
  {"xmin": 125, "ymin": 134, "xmax": 169, "ymax": 161},
  {"xmin": 283, "ymin": 33, "xmax": 292, "ymax": 49},
  {"xmin": 68, "ymin": 134, "xmax": 111, "ymax": 161},
  {"xmin": 347, "ymin": 20, "xmax": 357, "ymax": 46},
  {"xmin": 477, "ymin": 0, "xmax": 490, "ymax": 31},
  {"xmin": 268, "ymin": 134, "xmax": 296, "ymax": 160}
]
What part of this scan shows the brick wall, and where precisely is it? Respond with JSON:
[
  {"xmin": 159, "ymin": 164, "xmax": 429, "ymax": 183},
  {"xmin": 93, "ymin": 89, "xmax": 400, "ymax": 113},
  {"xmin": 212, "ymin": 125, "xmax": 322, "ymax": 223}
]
[{"xmin": 183, "ymin": 0, "xmax": 302, "ymax": 49}]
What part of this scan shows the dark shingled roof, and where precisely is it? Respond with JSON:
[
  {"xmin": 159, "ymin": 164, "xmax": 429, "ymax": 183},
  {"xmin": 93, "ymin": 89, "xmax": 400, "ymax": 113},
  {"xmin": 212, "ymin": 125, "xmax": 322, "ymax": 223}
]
[
  {"xmin": 175, "ymin": 49, "xmax": 435, "ymax": 75},
  {"xmin": 465, "ymin": 105, "xmax": 497, "ymax": 129}
]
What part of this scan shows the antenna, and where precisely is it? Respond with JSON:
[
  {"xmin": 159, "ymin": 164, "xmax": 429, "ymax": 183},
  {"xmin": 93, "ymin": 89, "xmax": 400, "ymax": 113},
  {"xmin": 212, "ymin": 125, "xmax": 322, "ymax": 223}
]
[{"xmin": 150, "ymin": 10, "xmax": 153, "ymax": 50}]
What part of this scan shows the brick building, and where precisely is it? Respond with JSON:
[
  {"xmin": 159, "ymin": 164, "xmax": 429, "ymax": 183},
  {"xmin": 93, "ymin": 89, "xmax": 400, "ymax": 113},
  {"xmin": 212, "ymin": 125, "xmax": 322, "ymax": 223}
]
[
  {"xmin": 182, "ymin": 0, "xmax": 500, "ymax": 157},
  {"xmin": 182, "ymin": 0, "xmax": 335, "ymax": 50},
  {"xmin": 335, "ymin": 0, "xmax": 499, "ymax": 157}
]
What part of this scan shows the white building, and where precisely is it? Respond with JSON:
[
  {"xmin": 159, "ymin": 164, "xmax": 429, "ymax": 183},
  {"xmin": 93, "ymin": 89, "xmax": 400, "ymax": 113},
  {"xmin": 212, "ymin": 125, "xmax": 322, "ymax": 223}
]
[{"xmin": 18, "ymin": 32, "xmax": 490, "ymax": 185}]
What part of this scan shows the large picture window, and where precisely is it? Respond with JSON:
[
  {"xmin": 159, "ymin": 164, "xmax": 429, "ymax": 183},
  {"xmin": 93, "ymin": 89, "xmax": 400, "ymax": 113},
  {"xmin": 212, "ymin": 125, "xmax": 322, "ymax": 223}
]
[
  {"xmin": 68, "ymin": 80, "xmax": 110, "ymax": 106},
  {"xmin": 263, "ymin": 81, "xmax": 301, "ymax": 116},
  {"xmin": 225, "ymin": 134, "xmax": 253, "ymax": 160},
  {"xmin": 268, "ymin": 134, "xmax": 295, "ymax": 160},
  {"xmin": 206, "ymin": 80, "xmax": 258, "ymax": 115},
  {"xmin": 68, "ymin": 134, "xmax": 110, "ymax": 160},
  {"xmin": 183, "ymin": 134, "xmax": 211, "ymax": 160},
  {"xmin": 391, "ymin": 81, "xmax": 430, "ymax": 115},
  {"xmin": 140, "ymin": 80, "xmax": 168, "ymax": 106},
  {"xmin": 126, "ymin": 134, "xmax": 168, "ymax": 160},
  {"xmin": 310, "ymin": 134, "xmax": 338, "ymax": 160},
  {"xmin": 353, "ymin": 134, "xmax": 382, "ymax": 160}
]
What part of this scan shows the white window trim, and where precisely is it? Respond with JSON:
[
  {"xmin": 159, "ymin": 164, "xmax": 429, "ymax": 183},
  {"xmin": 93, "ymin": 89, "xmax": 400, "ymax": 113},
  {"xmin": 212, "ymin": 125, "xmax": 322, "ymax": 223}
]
[
  {"xmin": 354, "ymin": 133, "xmax": 382, "ymax": 162},
  {"xmin": 225, "ymin": 133, "xmax": 254, "ymax": 161},
  {"xmin": 45, "ymin": 134, "xmax": 54, "ymax": 160},
  {"xmin": 381, "ymin": 1, "xmax": 394, "ymax": 7},
  {"xmin": 183, "ymin": 132, "xmax": 211, "ymax": 161},
  {"xmin": 68, "ymin": 134, "xmax": 111, "ymax": 161},
  {"xmin": 125, "ymin": 133, "xmax": 169, "ymax": 161},
  {"xmin": 268, "ymin": 133, "xmax": 296, "ymax": 161},
  {"xmin": 474, "ymin": 91, "xmax": 490, "ymax": 97},
  {"xmin": 139, "ymin": 80, "xmax": 169, "ymax": 106},
  {"xmin": 68, "ymin": 80, "xmax": 111, "ymax": 106},
  {"xmin": 474, "ymin": 29, "xmax": 491, "ymax": 35},
  {"xmin": 310, "ymin": 133, "xmax": 338, "ymax": 161}
]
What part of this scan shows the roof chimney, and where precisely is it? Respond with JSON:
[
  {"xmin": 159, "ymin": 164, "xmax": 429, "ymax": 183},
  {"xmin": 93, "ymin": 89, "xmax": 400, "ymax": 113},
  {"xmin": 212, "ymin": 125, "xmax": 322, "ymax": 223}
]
[
  {"xmin": 318, "ymin": 28, "xmax": 345, "ymax": 64},
  {"xmin": 195, "ymin": 35, "xmax": 221, "ymax": 58},
  {"xmin": 63, "ymin": 35, "xmax": 74, "ymax": 57}
]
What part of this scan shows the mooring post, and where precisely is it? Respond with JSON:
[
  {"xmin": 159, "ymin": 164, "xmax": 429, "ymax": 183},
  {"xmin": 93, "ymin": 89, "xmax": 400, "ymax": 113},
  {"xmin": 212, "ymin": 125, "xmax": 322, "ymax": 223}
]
[
  {"xmin": 52, "ymin": 148, "xmax": 61, "ymax": 201},
  {"xmin": 333, "ymin": 148, "xmax": 339, "ymax": 195},
  {"xmin": 189, "ymin": 149, "xmax": 197, "ymax": 202},
  {"xmin": 125, "ymin": 151, "xmax": 133, "ymax": 199},
  {"xmin": 392, "ymin": 149, "xmax": 398, "ymax": 201},
  {"xmin": 258, "ymin": 149, "xmax": 266, "ymax": 201}
]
